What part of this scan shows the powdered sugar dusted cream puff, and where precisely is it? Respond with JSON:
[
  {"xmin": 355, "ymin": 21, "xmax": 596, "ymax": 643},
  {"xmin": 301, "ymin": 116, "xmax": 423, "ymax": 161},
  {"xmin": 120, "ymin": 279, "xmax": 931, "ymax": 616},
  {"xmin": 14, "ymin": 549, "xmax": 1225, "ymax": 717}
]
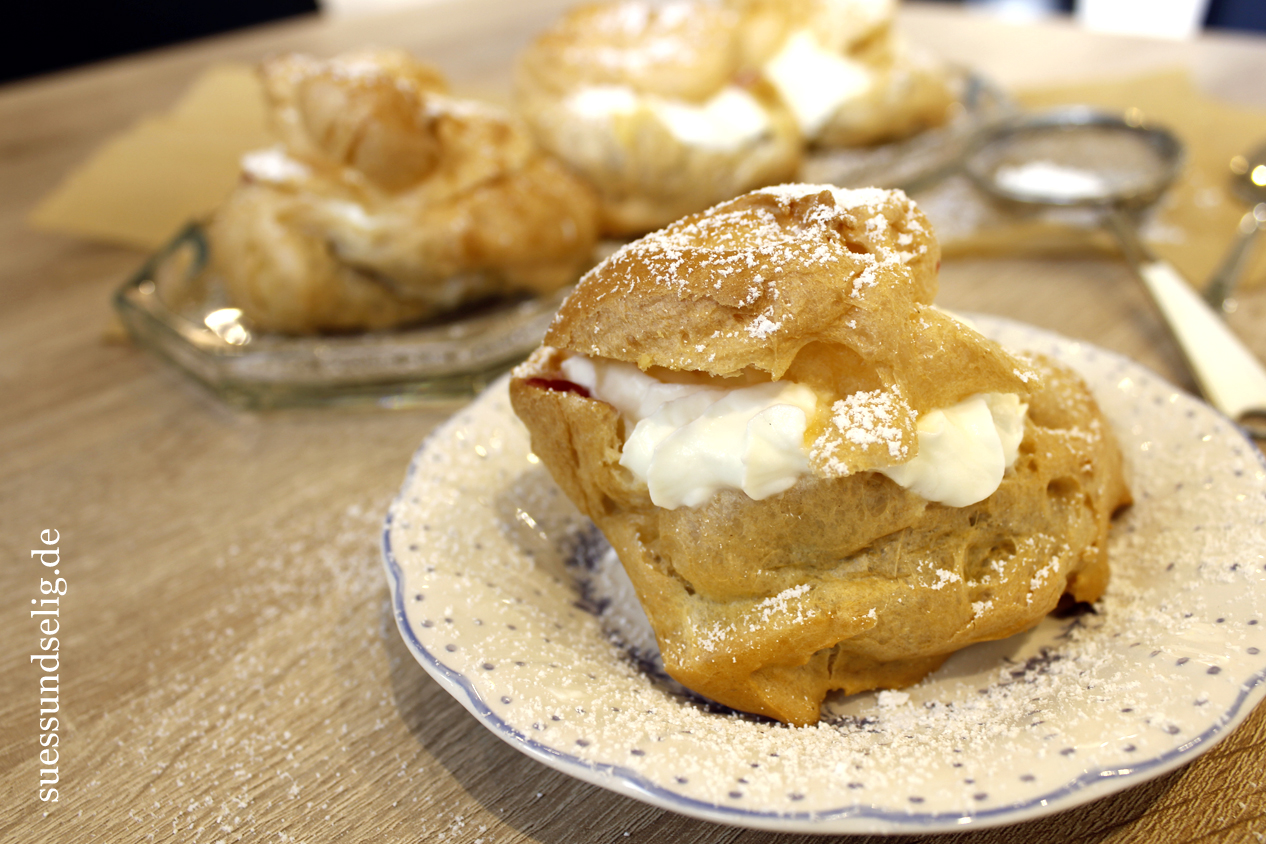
[
  {"xmin": 208, "ymin": 49, "xmax": 600, "ymax": 334},
  {"xmin": 510, "ymin": 184, "xmax": 1130, "ymax": 725},
  {"xmin": 515, "ymin": 1, "xmax": 801, "ymax": 236}
]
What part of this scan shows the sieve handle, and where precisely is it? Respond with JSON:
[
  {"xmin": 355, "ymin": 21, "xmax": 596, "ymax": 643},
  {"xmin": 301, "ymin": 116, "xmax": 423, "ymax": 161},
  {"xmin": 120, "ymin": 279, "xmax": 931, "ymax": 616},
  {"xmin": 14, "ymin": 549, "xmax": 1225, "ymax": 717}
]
[
  {"xmin": 1203, "ymin": 203, "xmax": 1266, "ymax": 312},
  {"xmin": 1108, "ymin": 209, "xmax": 1266, "ymax": 438}
]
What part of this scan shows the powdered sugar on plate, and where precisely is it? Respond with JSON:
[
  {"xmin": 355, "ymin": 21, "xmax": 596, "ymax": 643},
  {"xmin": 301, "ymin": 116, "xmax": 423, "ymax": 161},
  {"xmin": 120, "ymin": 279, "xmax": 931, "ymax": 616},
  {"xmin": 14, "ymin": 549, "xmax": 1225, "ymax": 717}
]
[{"xmin": 383, "ymin": 315, "xmax": 1266, "ymax": 834}]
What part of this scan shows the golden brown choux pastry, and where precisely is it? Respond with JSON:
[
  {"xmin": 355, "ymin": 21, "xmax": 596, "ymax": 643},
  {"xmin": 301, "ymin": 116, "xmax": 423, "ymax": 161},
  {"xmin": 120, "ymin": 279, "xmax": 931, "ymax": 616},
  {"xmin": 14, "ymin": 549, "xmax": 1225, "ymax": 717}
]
[
  {"xmin": 515, "ymin": 2, "xmax": 802, "ymax": 236},
  {"xmin": 510, "ymin": 185, "xmax": 1130, "ymax": 725},
  {"xmin": 207, "ymin": 180, "xmax": 442, "ymax": 335},
  {"xmin": 209, "ymin": 49, "xmax": 600, "ymax": 334}
]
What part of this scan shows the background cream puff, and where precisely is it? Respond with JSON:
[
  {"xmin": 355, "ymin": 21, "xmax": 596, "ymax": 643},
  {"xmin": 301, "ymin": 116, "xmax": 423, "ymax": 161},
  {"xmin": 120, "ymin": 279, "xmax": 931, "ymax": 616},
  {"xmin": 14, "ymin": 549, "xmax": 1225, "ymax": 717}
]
[
  {"xmin": 209, "ymin": 49, "xmax": 601, "ymax": 334},
  {"xmin": 515, "ymin": 2, "xmax": 802, "ymax": 236}
]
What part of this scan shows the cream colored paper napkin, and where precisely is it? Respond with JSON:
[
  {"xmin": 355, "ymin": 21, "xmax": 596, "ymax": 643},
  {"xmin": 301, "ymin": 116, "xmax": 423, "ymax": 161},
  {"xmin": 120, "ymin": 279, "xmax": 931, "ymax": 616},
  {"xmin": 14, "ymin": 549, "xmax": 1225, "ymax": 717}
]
[{"xmin": 28, "ymin": 64, "xmax": 273, "ymax": 250}]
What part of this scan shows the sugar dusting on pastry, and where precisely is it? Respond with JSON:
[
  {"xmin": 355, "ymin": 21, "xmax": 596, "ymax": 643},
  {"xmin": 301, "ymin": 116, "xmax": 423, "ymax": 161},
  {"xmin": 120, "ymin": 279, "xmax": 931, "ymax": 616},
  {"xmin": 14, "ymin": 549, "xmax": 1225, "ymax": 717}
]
[
  {"xmin": 814, "ymin": 386, "xmax": 912, "ymax": 470},
  {"xmin": 544, "ymin": 184, "xmax": 944, "ymax": 381}
]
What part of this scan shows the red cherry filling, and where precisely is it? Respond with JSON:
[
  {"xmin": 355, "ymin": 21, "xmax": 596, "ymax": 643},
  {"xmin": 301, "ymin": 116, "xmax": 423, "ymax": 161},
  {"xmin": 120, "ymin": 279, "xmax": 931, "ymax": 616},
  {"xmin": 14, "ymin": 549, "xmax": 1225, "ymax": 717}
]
[{"xmin": 524, "ymin": 377, "xmax": 590, "ymax": 398}]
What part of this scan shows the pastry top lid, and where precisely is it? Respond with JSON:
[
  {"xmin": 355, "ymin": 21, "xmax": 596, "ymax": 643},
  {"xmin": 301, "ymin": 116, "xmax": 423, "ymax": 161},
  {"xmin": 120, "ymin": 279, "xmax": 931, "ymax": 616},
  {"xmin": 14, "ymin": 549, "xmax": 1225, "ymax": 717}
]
[
  {"xmin": 546, "ymin": 184, "xmax": 943, "ymax": 380},
  {"xmin": 261, "ymin": 50, "xmax": 537, "ymax": 195}
]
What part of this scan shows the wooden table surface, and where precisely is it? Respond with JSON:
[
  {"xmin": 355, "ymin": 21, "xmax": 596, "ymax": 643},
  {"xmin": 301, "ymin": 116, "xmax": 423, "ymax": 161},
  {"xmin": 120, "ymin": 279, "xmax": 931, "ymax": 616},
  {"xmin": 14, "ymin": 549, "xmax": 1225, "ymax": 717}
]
[{"xmin": 2, "ymin": 2, "xmax": 1265, "ymax": 842}]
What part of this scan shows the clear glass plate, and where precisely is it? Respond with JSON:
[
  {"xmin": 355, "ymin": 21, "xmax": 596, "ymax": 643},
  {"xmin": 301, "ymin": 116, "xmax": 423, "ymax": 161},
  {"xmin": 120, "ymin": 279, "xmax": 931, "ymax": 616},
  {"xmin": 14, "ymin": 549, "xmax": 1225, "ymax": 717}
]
[
  {"xmin": 382, "ymin": 316, "xmax": 1266, "ymax": 834},
  {"xmin": 113, "ymin": 224, "xmax": 572, "ymax": 409}
]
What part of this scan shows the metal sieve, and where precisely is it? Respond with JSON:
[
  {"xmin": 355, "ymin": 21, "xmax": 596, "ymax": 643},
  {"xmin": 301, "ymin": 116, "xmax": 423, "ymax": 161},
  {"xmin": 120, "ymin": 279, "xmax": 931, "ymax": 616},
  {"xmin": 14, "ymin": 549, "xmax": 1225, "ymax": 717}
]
[{"xmin": 965, "ymin": 108, "xmax": 1266, "ymax": 439}]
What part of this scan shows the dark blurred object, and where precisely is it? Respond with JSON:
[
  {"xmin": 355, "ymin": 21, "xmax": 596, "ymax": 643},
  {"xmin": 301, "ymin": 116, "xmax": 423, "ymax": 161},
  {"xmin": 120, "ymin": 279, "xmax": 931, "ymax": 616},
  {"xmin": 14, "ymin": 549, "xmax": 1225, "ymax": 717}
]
[
  {"xmin": 916, "ymin": 0, "xmax": 1074, "ymax": 13},
  {"xmin": 971, "ymin": 0, "xmax": 1075, "ymax": 14},
  {"xmin": 2, "ymin": 0, "xmax": 318, "ymax": 84},
  {"xmin": 920, "ymin": 0, "xmax": 1264, "ymax": 32},
  {"xmin": 1205, "ymin": 0, "xmax": 1266, "ymax": 32},
  {"xmin": 3, "ymin": 0, "xmax": 1261, "ymax": 89}
]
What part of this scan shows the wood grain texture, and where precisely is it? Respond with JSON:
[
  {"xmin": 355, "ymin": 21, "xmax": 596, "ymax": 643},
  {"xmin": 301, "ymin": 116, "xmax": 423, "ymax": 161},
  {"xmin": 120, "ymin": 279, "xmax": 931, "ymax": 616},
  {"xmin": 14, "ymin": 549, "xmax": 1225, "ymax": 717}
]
[{"xmin": 1, "ymin": 2, "xmax": 1264, "ymax": 842}]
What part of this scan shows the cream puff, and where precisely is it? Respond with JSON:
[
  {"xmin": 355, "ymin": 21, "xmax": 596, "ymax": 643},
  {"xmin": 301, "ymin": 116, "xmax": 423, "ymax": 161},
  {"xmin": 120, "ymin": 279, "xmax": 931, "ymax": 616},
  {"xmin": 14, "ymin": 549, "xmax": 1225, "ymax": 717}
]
[
  {"xmin": 208, "ymin": 49, "xmax": 601, "ymax": 334},
  {"xmin": 510, "ymin": 184, "xmax": 1130, "ymax": 725},
  {"xmin": 514, "ymin": 2, "xmax": 802, "ymax": 236}
]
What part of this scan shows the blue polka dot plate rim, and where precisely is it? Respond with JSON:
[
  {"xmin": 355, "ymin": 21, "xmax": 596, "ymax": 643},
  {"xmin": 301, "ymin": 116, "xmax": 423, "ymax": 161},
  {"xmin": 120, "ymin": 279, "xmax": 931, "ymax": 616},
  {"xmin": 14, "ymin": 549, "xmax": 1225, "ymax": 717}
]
[{"xmin": 382, "ymin": 315, "xmax": 1266, "ymax": 834}]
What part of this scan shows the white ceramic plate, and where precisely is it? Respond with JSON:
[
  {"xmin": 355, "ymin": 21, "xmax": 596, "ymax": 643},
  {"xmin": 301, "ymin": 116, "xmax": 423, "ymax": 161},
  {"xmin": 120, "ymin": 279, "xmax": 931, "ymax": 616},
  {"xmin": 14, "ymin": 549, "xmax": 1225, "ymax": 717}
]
[{"xmin": 383, "ymin": 316, "xmax": 1266, "ymax": 834}]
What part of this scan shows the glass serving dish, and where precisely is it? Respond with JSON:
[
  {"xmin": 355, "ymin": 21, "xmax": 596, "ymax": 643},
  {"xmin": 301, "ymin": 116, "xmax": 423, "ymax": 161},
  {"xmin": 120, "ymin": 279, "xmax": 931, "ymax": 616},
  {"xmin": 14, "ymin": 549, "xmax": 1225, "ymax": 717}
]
[
  {"xmin": 113, "ymin": 224, "xmax": 571, "ymax": 409},
  {"xmin": 114, "ymin": 70, "xmax": 1009, "ymax": 410}
]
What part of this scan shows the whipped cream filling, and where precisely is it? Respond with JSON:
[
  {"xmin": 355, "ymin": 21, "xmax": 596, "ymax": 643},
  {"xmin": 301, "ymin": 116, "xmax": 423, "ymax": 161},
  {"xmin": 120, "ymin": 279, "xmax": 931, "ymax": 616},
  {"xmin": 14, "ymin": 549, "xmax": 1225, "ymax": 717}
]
[
  {"xmin": 558, "ymin": 354, "xmax": 1028, "ymax": 511},
  {"xmin": 242, "ymin": 146, "xmax": 311, "ymax": 185},
  {"xmin": 562, "ymin": 84, "xmax": 771, "ymax": 152},
  {"xmin": 877, "ymin": 393, "xmax": 1026, "ymax": 508},
  {"xmin": 562, "ymin": 356, "xmax": 815, "ymax": 508},
  {"xmin": 762, "ymin": 30, "xmax": 874, "ymax": 137}
]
